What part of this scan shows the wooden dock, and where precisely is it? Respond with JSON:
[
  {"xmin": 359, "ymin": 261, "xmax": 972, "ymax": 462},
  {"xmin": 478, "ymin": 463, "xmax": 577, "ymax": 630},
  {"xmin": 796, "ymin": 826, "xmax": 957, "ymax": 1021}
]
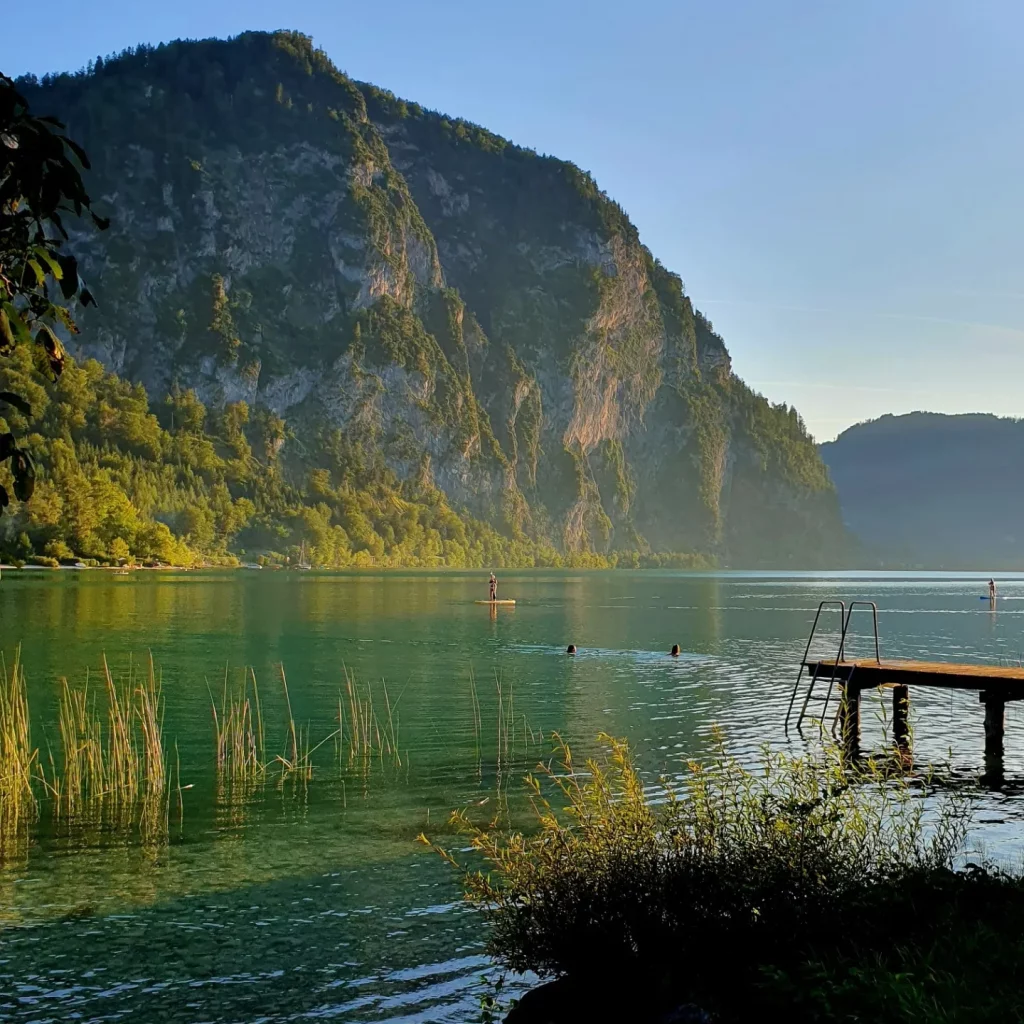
[
  {"xmin": 787, "ymin": 602, "xmax": 1024, "ymax": 774},
  {"xmin": 805, "ymin": 657, "xmax": 1024, "ymax": 692},
  {"xmin": 803, "ymin": 657, "xmax": 1024, "ymax": 753}
]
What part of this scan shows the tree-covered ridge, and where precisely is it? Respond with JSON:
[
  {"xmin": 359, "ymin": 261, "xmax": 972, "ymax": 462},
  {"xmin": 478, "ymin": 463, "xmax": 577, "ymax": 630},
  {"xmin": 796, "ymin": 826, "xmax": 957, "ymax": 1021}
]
[
  {"xmin": 821, "ymin": 412, "xmax": 1024, "ymax": 569},
  {"xmin": 12, "ymin": 30, "xmax": 847, "ymax": 568},
  {"xmin": 0, "ymin": 344, "xmax": 711, "ymax": 568}
]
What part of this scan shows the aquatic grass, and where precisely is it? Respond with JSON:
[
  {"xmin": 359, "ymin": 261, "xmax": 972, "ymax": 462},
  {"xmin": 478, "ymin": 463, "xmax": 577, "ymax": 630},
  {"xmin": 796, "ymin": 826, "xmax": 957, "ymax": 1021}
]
[
  {"xmin": 468, "ymin": 668, "xmax": 483, "ymax": 761},
  {"xmin": 337, "ymin": 668, "xmax": 403, "ymax": 769},
  {"xmin": 7, "ymin": 652, "xmax": 542, "ymax": 861},
  {"xmin": 54, "ymin": 675, "xmax": 104, "ymax": 809},
  {"xmin": 274, "ymin": 665, "xmax": 339, "ymax": 782},
  {"xmin": 101, "ymin": 655, "xmax": 141, "ymax": 806},
  {"xmin": 206, "ymin": 664, "xmax": 412, "ymax": 788},
  {"xmin": 380, "ymin": 679, "xmax": 401, "ymax": 768},
  {"xmin": 6, "ymin": 651, "xmax": 429, "ymax": 856},
  {"xmin": 211, "ymin": 667, "xmax": 266, "ymax": 785},
  {"xmin": 0, "ymin": 650, "xmax": 38, "ymax": 861},
  {"xmin": 48, "ymin": 656, "xmax": 170, "ymax": 834},
  {"xmin": 136, "ymin": 654, "xmax": 166, "ymax": 797}
]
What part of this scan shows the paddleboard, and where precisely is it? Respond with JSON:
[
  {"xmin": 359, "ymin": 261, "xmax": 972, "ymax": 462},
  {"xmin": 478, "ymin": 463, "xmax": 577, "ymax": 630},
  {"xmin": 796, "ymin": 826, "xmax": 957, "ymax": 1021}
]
[{"xmin": 476, "ymin": 599, "xmax": 516, "ymax": 605}]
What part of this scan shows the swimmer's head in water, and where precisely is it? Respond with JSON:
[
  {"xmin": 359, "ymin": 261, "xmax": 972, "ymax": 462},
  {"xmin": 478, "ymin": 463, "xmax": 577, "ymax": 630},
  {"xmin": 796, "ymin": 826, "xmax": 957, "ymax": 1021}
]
[
  {"xmin": 566, "ymin": 644, "xmax": 577, "ymax": 655},
  {"xmin": 670, "ymin": 644, "xmax": 680, "ymax": 656}
]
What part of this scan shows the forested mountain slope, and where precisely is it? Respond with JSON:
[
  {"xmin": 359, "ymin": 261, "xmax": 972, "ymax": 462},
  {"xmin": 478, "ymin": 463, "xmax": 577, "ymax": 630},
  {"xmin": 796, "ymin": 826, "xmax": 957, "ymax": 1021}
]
[
  {"xmin": 3, "ymin": 31, "xmax": 847, "ymax": 567},
  {"xmin": 820, "ymin": 412, "xmax": 1024, "ymax": 569}
]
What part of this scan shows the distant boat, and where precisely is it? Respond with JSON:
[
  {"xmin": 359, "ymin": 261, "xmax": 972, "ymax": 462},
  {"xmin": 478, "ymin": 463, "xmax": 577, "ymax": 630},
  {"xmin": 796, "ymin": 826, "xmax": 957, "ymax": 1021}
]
[
  {"xmin": 296, "ymin": 541, "xmax": 312, "ymax": 570},
  {"xmin": 242, "ymin": 563, "xmax": 263, "ymax": 570}
]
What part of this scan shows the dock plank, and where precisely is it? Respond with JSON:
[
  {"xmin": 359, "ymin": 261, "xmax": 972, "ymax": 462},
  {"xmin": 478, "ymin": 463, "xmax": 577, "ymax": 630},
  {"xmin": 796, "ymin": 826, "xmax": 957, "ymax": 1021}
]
[{"xmin": 804, "ymin": 658, "xmax": 1024, "ymax": 694}]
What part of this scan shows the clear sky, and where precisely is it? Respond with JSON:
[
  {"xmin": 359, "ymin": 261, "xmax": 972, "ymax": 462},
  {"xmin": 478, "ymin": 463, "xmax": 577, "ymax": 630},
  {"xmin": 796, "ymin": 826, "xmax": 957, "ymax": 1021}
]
[{"xmin": 8, "ymin": 0, "xmax": 1024, "ymax": 440}]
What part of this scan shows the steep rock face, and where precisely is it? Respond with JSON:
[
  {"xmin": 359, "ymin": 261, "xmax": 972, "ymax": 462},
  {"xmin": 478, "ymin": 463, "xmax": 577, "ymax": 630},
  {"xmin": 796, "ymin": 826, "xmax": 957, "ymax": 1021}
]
[{"xmin": 20, "ymin": 30, "xmax": 845, "ymax": 565}]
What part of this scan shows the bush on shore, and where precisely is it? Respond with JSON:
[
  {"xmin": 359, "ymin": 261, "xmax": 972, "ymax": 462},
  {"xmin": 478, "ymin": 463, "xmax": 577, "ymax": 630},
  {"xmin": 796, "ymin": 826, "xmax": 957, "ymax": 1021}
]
[{"xmin": 427, "ymin": 733, "xmax": 1024, "ymax": 1022}]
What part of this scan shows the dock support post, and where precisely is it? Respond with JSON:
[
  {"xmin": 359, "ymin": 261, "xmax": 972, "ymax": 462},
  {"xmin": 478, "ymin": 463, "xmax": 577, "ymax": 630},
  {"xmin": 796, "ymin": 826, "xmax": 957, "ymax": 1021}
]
[
  {"xmin": 892, "ymin": 684, "xmax": 910, "ymax": 746},
  {"xmin": 983, "ymin": 693, "xmax": 1006, "ymax": 755},
  {"xmin": 839, "ymin": 684, "xmax": 861, "ymax": 751}
]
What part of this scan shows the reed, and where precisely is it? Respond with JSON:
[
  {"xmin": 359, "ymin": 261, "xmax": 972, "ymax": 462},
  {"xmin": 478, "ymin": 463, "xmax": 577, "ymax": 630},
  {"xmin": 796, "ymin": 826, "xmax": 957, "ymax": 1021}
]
[
  {"xmin": 102, "ymin": 655, "xmax": 140, "ymax": 805},
  {"xmin": 136, "ymin": 654, "xmax": 166, "ymax": 797},
  {"xmin": 468, "ymin": 670, "xmax": 482, "ymax": 735},
  {"xmin": 0, "ymin": 650, "xmax": 38, "ymax": 860},
  {"xmin": 495, "ymin": 674, "xmax": 517, "ymax": 761},
  {"xmin": 274, "ymin": 665, "xmax": 336, "ymax": 780},
  {"xmin": 337, "ymin": 668, "xmax": 403, "ymax": 768},
  {"xmin": 491, "ymin": 672, "xmax": 540, "ymax": 764},
  {"xmin": 47, "ymin": 656, "xmax": 168, "ymax": 834},
  {"xmin": 211, "ymin": 667, "xmax": 265, "ymax": 784},
  {"xmin": 55, "ymin": 675, "xmax": 104, "ymax": 809},
  {"xmin": 7, "ymin": 652, "xmax": 545, "ymax": 856}
]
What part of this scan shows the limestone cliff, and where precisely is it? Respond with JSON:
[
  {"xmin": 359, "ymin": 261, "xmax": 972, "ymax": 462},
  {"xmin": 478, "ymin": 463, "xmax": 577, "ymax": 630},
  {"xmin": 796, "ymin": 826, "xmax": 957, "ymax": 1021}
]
[{"xmin": 17, "ymin": 30, "xmax": 845, "ymax": 566}]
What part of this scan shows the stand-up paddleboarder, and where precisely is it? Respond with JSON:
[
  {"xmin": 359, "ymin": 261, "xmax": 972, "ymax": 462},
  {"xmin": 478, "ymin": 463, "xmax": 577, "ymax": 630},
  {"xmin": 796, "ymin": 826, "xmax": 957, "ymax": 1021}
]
[{"xmin": 489, "ymin": 573, "xmax": 497, "ymax": 602}]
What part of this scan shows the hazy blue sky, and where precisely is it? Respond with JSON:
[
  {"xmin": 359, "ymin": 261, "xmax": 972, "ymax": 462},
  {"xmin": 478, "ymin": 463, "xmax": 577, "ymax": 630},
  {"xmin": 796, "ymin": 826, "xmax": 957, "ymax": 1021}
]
[{"xmin": 9, "ymin": 1, "xmax": 1024, "ymax": 440}]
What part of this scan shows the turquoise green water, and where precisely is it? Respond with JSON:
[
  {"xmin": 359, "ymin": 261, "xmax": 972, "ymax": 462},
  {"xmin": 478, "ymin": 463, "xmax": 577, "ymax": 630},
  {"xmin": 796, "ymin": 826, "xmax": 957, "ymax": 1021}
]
[{"xmin": 3, "ymin": 569, "xmax": 1024, "ymax": 1021}]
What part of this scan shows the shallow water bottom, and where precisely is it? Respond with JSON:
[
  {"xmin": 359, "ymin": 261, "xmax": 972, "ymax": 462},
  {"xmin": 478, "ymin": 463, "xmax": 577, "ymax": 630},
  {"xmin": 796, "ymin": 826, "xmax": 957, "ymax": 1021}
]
[{"xmin": 4, "ymin": 569, "xmax": 1024, "ymax": 1019}]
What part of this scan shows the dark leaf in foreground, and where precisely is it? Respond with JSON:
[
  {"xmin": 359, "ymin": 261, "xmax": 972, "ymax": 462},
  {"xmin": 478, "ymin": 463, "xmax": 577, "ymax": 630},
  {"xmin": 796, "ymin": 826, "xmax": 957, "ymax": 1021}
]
[
  {"xmin": 35, "ymin": 326, "xmax": 64, "ymax": 379},
  {"xmin": 0, "ymin": 391, "xmax": 32, "ymax": 417},
  {"xmin": 11, "ymin": 449, "xmax": 35, "ymax": 501}
]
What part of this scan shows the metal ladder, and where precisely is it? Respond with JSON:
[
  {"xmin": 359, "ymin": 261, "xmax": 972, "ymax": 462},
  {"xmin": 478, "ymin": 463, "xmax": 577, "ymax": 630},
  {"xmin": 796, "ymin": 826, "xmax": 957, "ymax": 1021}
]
[{"xmin": 785, "ymin": 600, "xmax": 881, "ymax": 735}]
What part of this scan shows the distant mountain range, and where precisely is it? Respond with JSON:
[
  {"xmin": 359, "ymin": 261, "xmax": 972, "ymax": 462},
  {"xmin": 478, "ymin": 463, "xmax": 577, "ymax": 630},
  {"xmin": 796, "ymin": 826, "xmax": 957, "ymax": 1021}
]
[{"xmin": 820, "ymin": 412, "xmax": 1024, "ymax": 569}]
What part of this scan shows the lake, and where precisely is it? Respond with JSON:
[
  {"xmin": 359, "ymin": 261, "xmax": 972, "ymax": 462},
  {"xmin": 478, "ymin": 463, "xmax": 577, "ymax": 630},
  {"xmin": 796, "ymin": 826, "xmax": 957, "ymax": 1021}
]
[{"xmin": 3, "ymin": 569, "xmax": 1024, "ymax": 1021}]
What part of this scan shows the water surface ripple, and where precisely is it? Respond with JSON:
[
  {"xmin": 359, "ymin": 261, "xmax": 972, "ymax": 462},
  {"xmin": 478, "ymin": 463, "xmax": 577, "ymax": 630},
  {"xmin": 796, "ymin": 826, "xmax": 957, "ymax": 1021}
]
[{"xmin": 2, "ymin": 569, "xmax": 1023, "ymax": 1019}]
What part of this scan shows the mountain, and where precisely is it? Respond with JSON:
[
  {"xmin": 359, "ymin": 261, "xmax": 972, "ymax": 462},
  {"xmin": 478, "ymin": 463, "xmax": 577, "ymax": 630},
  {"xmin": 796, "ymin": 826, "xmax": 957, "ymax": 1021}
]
[
  {"xmin": 4, "ymin": 31, "xmax": 847, "ymax": 568},
  {"xmin": 820, "ymin": 412, "xmax": 1024, "ymax": 569}
]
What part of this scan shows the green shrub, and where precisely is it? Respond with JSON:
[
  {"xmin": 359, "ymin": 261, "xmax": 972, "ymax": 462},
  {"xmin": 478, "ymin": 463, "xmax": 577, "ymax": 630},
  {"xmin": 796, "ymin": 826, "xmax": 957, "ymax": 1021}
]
[
  {"xmin": 430, "ymin": 732, "xmax": 971, "ymax": 978},
  {"xmin": 426, "ymin": 732, "xmax": 998, "ymax": 1020}
]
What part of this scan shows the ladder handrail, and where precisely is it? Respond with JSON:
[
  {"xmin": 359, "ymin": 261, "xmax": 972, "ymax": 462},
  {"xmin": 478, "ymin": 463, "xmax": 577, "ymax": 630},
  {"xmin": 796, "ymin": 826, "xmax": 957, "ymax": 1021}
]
[
  {"xmin": 787, "ymin": 600, "xmax": 882, "ymax": 735},
  {"xmin": 815, "ymin": 602, "xmax": 880, "ymax": 732},
  {"xmin": 839, "ymin": 601, "xmax": 881, "ymax": 665},
  {"xmin": 785, "ymin": 600, "xmax": 846, "ymax": 733}
]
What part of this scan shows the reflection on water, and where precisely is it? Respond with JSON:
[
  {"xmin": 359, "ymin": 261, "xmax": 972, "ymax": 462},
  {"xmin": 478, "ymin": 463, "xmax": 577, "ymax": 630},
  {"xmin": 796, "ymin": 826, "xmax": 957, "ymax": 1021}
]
[{"xmin": 3, "ymin": 569, "xmax": 1024, "ymax": 1020}]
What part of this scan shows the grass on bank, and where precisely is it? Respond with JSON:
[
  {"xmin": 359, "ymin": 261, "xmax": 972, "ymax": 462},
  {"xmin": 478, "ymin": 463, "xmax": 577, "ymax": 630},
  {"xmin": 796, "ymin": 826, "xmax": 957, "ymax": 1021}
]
[{"xmin": 426, "ymin": 732, "xmax": 1024, "ymax": 1023}]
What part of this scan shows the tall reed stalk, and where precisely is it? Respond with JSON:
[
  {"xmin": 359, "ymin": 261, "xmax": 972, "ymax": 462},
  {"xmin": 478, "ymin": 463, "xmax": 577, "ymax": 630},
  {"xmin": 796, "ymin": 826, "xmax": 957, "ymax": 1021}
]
[
  {"xmin": 337, "ymin": 668, "xmax": 402, "ymax": 768},
  {"xmin": 102, "ymin": 655, "xmax": 140, "ymax": 807},
  {"xmin": 0, "ymin": 649, "xmax": 37, "ymax": 860},
  {"xmin": 47, "ymin": 656, "xmax": 168, "ymax": 839},
  {"xmin": 274, "ymin": 665, "xmax": 336, "ymax": 781},
  {"xmin": 55, "ymin": 675, "xmax": 104, "ymax": 810},
  {"xmin": 211, "ymin": 667, "xmax": 265, "ymax": 785},
  {"xmin": 136, "ymin": 654, "xmax": 165, "ymax": 796}
]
